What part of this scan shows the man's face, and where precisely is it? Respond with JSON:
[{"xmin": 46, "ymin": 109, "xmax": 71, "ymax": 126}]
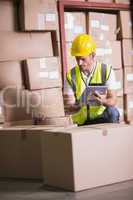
[{"xmin": 75, "ymin": 53, "xmax": 95, "ymax": 73}]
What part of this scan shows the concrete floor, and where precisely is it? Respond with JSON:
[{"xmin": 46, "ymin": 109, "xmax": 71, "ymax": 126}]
[{"xmin": 0, "ymin": 179, "xmax": 133, "ymax": 200}]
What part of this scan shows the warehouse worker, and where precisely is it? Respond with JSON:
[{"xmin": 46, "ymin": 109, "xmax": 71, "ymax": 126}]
[{"xmin": 66, "ymin": 34, "xmax": 120, "ymax": 125}]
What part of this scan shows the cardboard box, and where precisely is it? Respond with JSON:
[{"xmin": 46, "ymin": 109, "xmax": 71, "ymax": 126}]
[
  {"xmin": 31, "ymin": 88, "xmax": 65, "ymax": 119},
  {"xmin": 124, "ymin": 94, "xmax": 133, "ymax": 122},
  {"xmin": 114, "ymin": 69, "xmax": 123, "ymax": 96},
  {"xmin": 0, "ymin": 128, "xmax": 43, "ymax": 179},
  {"xmin": 19, "ymin": 0, "xmax": 58, "ymax": 31},
  {"xmin": 23, "ymin": 57, "xmax": 62, "ymax": 90},
  {"xmin": 42, "ymin": 124, "xmax": 133, "ymax": 191},
  {"xmin": 118, "ymin": 11, "xmax": 132, "ymax": 39},
  {"xmin": 122, "ymin": 39, "xmax": 133, "ymax": 66},
  {"xmin": 0, "ymin": 61, "xmax": 23, "ymax": 89},
  {"xmin": 0, "ymin": 32, "xmax": 53, "ymax": 62},
  {"xmin": 124, "ymin": 66, "xmax": 133, "ymax": 94},
  {"xmin": 0, "ymin": 0, "xmax": 16, "ymax": 31},
  {"xmin": 2, "ymin": 87, "xmax": 65, "ymax": 125},
  {"xmin": 116, "ymin": 95, "xmax": 124, "ymax": 122},
  {"xmin": 36, "ymin": 116, "xmax": 74, "ymax": 127},
  {"xmin": 66, "ymin": 42, "xmax": 77, "ymax": 70},
  {"xmin": 96, "ymin": 40, "xmax": 122, "ymax": 69},
  {"xmin": 65, "ymin": 12, "xmax": 86, "ymax": 42},
  {"xmin": 88, "ymin": 12, "xmax": 117, "ymax": 41},
  {"xmin": 1, "ymin": 88, "xmax": 33, "ymax": 124}
]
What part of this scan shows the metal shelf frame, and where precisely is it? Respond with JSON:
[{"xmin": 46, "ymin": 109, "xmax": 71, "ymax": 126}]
[{"xmin": 57, "ymin": 0, "xmax": 129, "ymax": 90}]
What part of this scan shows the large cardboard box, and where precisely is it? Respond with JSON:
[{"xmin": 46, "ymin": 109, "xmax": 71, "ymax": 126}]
[
  {"xmin": 0, "ymin": 61, "xmax": 23, "ymax": 90},
  {"xmin": 65, "ymin": 12, "xmax": 86, "ymax": 42},
  {"xmin": 42, "ymin": 124, "xmax": 133, "ymax": 191},
  {"xmin": 96, "ymin": 40, "xmax": 122, "ymax": 69},
  {"xmin": 124, "ymin": 66, "xmax": 133, "ymax": 94},
  {"xmin": 0, "ymin": 127, "xmax": 47, "ymax": 179},
  {"xmin": 2, "ymin": 87, "xmax": 65, "ymax": 125},
  {"xmin": 118, "ymin": 11, "xmax": 132, "ymax": 39},
  {"xmin": 1, "ymin": 88, "xmax": 33, "ymax": 124},
  {"xmin": 88, "ymin": 12, "xmax": 117, "ymax": 41},
  {"xmin": 23, "ymin": 57, "xmax": 62, "ymax": 90},
  {"xmin": 31, "ymin": 88, "xmax": 65, "ymax": 119},
  {"xmin": 124, "ymin": 94, "xmax": 133, "ymax": 122},
  {"xmin": 19, "ymin": 0, "xmax": 58, "ymax": 31},
  {"xmin": 0, "ymin": 32, "xmax": 53, "ymax": 62},
  {"xmin": 122, "ymin": 39, "xmax": 133, "ymax": 66},
  {"xmin": 0, "ymin": 0, "xmax": 16, "ymax": 31}
]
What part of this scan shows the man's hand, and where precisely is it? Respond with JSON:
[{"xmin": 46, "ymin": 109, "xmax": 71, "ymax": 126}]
[
  {"xmin": 93, "ymin": 89, "xmax": 117, "ymax": 107},
  {"xmin": 93, "ymin": 91, "xmax": 107, "ymax": 105}
]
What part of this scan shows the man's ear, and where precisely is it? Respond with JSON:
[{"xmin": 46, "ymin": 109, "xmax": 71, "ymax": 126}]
[{"xmin": 92, "ymin": 52, "xmax": 96, "ymax": 58}]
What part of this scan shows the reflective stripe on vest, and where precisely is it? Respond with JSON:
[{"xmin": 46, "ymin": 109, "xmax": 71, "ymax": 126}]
[{"xmin": 66, "ymin": 62, "xmax": 112, "ymax": 125}]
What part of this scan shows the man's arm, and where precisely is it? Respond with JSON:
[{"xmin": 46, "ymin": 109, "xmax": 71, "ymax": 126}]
[{"xmin": 94, "ymin": 89, "xmax": 117, "ymax": 107}]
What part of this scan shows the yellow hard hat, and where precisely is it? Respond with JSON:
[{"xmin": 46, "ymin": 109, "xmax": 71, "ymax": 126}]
[{"xmin": 71, "ymin": 34, "xmax": 96, "ymax": 56}]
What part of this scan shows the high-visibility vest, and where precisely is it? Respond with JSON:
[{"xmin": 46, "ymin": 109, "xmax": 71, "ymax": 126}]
[{"xmin": 66, "ymin": 62, "xmax": 112, "ymax": 125}]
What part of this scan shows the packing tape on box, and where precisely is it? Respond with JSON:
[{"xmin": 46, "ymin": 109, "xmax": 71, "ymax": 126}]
[{"xmin": 39, "ymin": 71, "xmax": 48, "ymax": 78}]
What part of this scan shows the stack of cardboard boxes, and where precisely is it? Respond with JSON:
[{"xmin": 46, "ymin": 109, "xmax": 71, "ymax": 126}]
[
  {"xmin": 87, "ymin": 11, "xmax": 124, "ymax": 121},
  {"xmin": 0, "ymin": 0, "xmax": 72, "ymax": 127},
  {"xmin": 64, "ymin": 10, "xmax": 128, "ymax": 122},
  {"xmin": 118, "ymin": 11, "xmax": 133, "ymax": 123}
]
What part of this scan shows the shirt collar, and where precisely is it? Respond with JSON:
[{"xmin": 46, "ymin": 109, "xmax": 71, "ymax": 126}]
[{"xmin": 81, "ymin": 61, "xmax": 96, "ymax": 80}]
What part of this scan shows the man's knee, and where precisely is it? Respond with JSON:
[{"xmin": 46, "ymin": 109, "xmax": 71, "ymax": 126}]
[{"xmin": 106, "ymin": 106, "xmax": 120, "ymax": 123}]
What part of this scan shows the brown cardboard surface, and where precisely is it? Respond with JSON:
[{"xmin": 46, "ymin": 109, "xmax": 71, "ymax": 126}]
[
  {"xmin": 87, "ymin": 0, "xmax": 113, "ymax": 2},
  {"xmin": 0, "ymin": 61, "xmax": 23, "ymax": 89},
  {"xmin": 0, "ymin": 129, "xmax": 42, "ymax": 179},
  {"xmin": 36, "ymin": 116, "xmax": 73, "ymax": 127},
  {"xmin": 65, "ymin": 12, "xmax": 86, "ymax": 42},
  {"xmin": 42, "ymin": 124, "xmax": 133, "ymax": 191},
  {"xmin": 19, "ymin": 0, "xmax": 58, "ymax": 31},
  {"xmin": 124, "ymin": 66, "xmax": 133, "ymax": 94},
  {"xmin": 31, "ymin": 88, "xmax": 65, "ymax": 119},
  {"xmin": 124, "ymin": 94, "xmax": 133, "ymax": 122},
  {"xmin": 115, "ymin": 0, "xmax": 130, "ymax": 4},
  {"xmin": 23, "ymin": 57, "xmax": 62, "ymax": 90},
  {"xmin": 66, "ymin": 42, "xmax": 77, "ymax": 70},
  {"xmin": 2, "ymin": 88, "xmax": 33, "ymax": 123},
  {"xmin": 118, "ymin": 11, "xmax": 132, "ymax": 39},
  {"xmin": 122, "ymin": 39, "xmax": 133, "ymax": 66},
  {"xmin": 0, "ymin": 32, "xmax": 53, "ymax": 61},
  {"xmin": 116, "ymin": 95, "xmax": 124, "ymax": 122},
  {"xmin": 88, "ymin": 12, "xmax": 117, "ymax": 41},
  {"xmin": 114, "ymin": 69, "xmax": 123, "ymax": 96},
  {"xmin": 0, "ymin": 1, "xmax": 16, "ymax": 31},
  {"xmin": 96, "ymin": 40, "xmax": 122, "ymax": 69}
]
